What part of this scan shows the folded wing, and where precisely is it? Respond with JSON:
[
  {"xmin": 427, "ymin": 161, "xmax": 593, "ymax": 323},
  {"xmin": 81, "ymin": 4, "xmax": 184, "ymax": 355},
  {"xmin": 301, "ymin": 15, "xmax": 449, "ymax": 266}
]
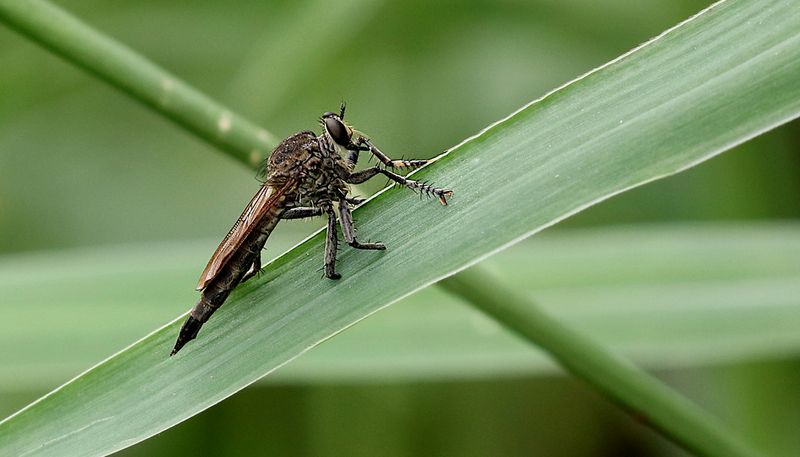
[{"xmin": 196, "ymin": 180, "xmax": 296, "ymax": 290}]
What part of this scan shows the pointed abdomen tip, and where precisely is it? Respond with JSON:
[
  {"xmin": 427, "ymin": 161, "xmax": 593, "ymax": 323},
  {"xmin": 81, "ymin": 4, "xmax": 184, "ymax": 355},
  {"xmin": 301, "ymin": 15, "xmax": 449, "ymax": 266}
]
[{"xmin": 170, "ymin": 315, "xmax": 203, "ymax": 357}]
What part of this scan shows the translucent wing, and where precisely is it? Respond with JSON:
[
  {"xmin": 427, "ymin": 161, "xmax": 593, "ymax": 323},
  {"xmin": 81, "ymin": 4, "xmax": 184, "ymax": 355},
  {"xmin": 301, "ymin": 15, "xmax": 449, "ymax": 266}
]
[{"xmin": 196, "ymin": 180, "xmax": 296, "ymax": 290}]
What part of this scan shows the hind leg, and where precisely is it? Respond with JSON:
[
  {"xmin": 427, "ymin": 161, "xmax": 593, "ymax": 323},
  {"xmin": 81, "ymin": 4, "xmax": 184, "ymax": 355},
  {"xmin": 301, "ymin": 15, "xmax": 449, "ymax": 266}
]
[
  {"xmin": 323, "ymin": 205, "xmax": 341, "ymax": 280},
  {"xmin": 337, "ymin": 199, "xmax": 385, "ymax": 250}
]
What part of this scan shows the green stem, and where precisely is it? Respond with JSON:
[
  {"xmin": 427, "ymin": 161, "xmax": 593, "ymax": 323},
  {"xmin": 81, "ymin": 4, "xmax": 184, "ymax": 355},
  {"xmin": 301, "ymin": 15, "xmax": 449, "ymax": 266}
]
[
  {"xmin": 0, "ymin": 0, "xmax": 276, "ymax": 168},
  {"xmin": 439, "ymin": 267, "xmax": 765, "ymax": 457}
]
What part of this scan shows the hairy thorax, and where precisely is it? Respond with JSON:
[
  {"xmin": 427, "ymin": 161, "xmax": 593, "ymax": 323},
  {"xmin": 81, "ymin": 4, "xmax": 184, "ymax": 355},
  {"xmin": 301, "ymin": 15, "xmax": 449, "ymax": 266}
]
[{"xmin": 266, "ymin": 131, "xmax": 350, "ymax": 208}]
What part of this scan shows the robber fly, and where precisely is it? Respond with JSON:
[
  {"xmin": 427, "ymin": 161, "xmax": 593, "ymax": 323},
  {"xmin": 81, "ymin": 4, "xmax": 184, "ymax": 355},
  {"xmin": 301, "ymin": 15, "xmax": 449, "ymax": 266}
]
[{"xmin": 170, "ymin": 104, "xmax": 452, "ymax": 355}]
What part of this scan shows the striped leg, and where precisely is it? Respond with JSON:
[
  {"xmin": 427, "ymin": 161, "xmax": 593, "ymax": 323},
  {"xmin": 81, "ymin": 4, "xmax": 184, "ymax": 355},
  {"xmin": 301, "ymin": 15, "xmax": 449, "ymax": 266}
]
[
  {"xmin": 354, "ymin": 138, "xmax": 429, "ymax": 169},
  {"xmin": 346, "ymin": 167, "xmax": 453, "ymax": 205}
]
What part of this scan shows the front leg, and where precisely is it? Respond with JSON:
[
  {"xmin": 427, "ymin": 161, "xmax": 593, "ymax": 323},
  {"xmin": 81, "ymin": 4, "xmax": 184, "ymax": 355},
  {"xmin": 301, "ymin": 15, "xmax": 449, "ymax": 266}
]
[
  {"xmin": 352, "ymin": 137, "xmax": 429, "ymax": 170},
  {"xmin": 338, "ymin": 200, "xmax": 385, "ymax": 250},
  {"xmin": 347, "ymin": 167, "xmax": 453, "ymax": 205},
  {"xmin": 345, "ymin": 148, "xmax": 360, "ymax": 169},
  {"xmin": 323, "ymin": 205, "xmax": 341, "ymax": 280}
]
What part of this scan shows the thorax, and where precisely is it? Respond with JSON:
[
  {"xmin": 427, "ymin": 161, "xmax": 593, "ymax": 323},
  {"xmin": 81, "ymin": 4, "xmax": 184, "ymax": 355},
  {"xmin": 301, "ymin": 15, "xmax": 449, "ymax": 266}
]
[{"xmin": 299, "ymin": 135, "xmax": 350, "ymax": 206}]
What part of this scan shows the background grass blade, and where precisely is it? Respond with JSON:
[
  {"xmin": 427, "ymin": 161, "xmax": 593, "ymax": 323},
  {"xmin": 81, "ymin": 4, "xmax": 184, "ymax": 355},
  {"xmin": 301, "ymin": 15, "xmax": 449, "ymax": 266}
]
[
  {"xmin": 1, "ymin": 223, "xmax": 798, "ymax": 390},
  {"xmin": 222, "ymin": 0, "xmax": 385, "ymax": 121},
  {"xmin": 1, "ymin": 0, "xmax": 799, "ymax": 455}
]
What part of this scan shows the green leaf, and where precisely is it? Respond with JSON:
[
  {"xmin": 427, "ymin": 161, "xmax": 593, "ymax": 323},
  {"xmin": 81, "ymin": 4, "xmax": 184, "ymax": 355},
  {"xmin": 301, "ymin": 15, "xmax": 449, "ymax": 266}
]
[
  {"xmin": 2, "ymin": 0, "xmax": 800, "ymax": 455},
  {"xmin": 288, "ymin": 222, "xmax": 800, "ymax": 382},
  {"xmin": 2, "ymin": 223, "xmax": 799, "ymax": 389}
]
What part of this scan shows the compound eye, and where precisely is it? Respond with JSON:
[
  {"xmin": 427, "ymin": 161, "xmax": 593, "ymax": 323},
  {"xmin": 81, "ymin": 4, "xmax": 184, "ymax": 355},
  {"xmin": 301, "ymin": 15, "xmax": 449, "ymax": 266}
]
[
  {"xmin": 322, "ymin": 111, "xmax": 336, "ymax": 118},
  {"xmin": 324, "ymin": 117, "xmax": 350, "ymax": 146}
]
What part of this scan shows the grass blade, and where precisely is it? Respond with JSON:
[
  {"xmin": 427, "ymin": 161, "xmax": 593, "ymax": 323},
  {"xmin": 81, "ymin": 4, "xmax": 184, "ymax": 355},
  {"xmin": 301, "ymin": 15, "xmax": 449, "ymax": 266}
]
[{"xmin": 2, "ymin": 223, "xmax": 799, "ymax": 388}]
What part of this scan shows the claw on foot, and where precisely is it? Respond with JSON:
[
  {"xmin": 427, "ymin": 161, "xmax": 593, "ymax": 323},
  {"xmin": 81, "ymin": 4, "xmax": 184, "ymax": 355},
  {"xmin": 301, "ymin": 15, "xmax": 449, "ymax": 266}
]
[{"xmin": 438, "ymin": 190, "xmax": 454, "ymax": 205}]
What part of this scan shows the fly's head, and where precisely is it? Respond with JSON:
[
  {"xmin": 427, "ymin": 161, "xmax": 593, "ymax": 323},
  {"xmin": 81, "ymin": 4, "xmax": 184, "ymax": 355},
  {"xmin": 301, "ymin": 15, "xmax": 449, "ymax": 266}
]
[{"xmin": 321, "ymin": 103, "xmax": 357, "ymax": 150}]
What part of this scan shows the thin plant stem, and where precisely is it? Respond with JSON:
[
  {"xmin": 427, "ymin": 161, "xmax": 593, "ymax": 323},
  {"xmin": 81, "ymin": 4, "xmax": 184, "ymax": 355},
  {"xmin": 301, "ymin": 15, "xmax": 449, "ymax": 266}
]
[
  {"xmin": 0, "ymin": 0, "xmax": 277, "ymax": 168},
  {"xmin": 439, "ymin": 266, "xmax": 765, "ymax": 457}
]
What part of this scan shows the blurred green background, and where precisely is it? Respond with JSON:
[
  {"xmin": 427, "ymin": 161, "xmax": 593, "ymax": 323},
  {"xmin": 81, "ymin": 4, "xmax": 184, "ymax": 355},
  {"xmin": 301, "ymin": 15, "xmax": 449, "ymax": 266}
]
[{"xmin": 1, "ymin": 0, "xmax": 798, "ymax": 456}]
